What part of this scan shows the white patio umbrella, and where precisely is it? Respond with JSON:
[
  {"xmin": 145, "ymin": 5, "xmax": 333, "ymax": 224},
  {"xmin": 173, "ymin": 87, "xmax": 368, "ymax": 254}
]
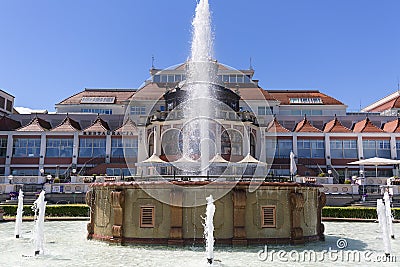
[
  {"xmin": 290, "ymin": 151, "xmax": 297, "ymax": 180},
  {"xmin": 348, "ymin": 157, "xmax": 400, "ymax": 177}
]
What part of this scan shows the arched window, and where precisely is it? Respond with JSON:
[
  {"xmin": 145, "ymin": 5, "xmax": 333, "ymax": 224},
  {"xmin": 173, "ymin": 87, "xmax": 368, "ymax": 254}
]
[
  {"xmin": 148, "ymin": 132, "xmax": 154, "ymax": 157},
  {"xmin": 161, "ymin": 129, "xmax": 182, "ymax": 157},
  {"xmin": 250, "ymin": 133, "xmax": 256, "ymax": 157},
  {"xmin": 221, "ymin": 129, "xmax": 242, "ymax": 158}
]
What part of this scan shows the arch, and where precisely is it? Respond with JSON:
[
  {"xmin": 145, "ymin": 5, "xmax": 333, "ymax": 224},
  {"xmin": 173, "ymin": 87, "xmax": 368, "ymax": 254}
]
[
  {"xmin": 161, "ymin": 128, "xmax": 183, "ymax": 157},
  {"xmin": 221, "ymin": 129, "xmax": 243, "ymax": 159}
]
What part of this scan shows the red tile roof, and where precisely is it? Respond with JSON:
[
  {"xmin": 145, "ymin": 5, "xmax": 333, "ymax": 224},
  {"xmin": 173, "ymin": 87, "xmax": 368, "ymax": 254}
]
[
  {"xmin": 132, "ymin": 83, "xmax": 167, "ymax": 101},
  {"xmin": 266, "ymin": 117, "xmax": 290, "ymax": 133},
  {"xmin": 236, "ymin": 86, "xmax": 277, "ymax": 101},
  {"xmin": 51, "ymin": 115, "xmax": 81, "ymax": 132},
  {"xmin": 114, "ymin": 118, "xmax": 137, "ymax": 133},
  {"xmin": 383, "ymin": 118, "xmax": 400, "ymax": 133},
  {"xmin": 17, "ymin": 117, "xmax": 52, "ymax": 132},
  {"xmin": 58, "ymin": 88, "xmax": 136, "ymax": 105},
  {"xmin": 267, "ymin": 90, "xmax": 344, "ymax": 105},
  {"xmin": 323, "ymin": 117, "xmax": 352, "ymax": 133},
  {"xmin": 294, "ymin": 116, "xmax": 322, "ymax": 132},
  {"xmin": 352, "ymin": 118, "xmax": 384, "ymax": 133},
  {"xmin": 83, "ymin": 116, "xmax": 110, "ymax": 132}
]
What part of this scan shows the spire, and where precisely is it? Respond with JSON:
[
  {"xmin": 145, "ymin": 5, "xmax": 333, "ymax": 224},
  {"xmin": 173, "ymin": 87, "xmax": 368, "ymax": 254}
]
[
  {"xmin": 249, "ymin": 57, "xmax": 253, "ymax": 70},
  {"xmin": 151, "ymin": 55, "xmax": 155, "ymax": 69}
]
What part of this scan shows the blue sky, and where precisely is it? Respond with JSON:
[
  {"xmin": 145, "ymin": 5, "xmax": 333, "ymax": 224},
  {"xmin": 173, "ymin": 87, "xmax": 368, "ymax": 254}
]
[{"xmin": 0, "ymin": 0, "xmax": 399, "ymax": 112}]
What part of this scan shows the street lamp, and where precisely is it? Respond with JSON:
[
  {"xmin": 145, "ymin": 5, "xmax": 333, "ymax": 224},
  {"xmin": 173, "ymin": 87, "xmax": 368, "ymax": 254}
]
[
  {"xmin": 7, "ymin": 175, "xmax": 13, "ymax": 184},
  {"xmin": 327, "ymin": 170, "xmax": 332, "ymax": 177},
  {"xmin": 359, "ymin": 170, "xmax": 365, "ymax": 201},
  {"xmin": 40, "ymin": 168, "xmax": 45, "ymax": 176},
  {"xmin": 46, "ymin": 175, "xmax": 52, "ymax": 183}
]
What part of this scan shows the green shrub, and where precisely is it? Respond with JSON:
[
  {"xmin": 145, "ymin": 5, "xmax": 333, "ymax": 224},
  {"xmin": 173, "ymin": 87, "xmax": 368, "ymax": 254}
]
[
  {"xmin": 318, "ymin": 173, "xmax": 326, "ymax": 177},
  {"xmin": 0, "ymin": 204, "xmax": 89, "ymax": 217},
  {"xmin": 53, "ymin": 177, "xmax": 61, "ymax": 183},
  {"xmin": 322, "ymin": 207, "xmax": 400, "ymax": 220}
]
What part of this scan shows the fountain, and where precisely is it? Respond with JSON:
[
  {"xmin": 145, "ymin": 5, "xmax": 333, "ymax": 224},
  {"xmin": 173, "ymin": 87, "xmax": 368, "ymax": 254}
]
[
  {"xmin": 203, "ymin": 195, "xmax": 215, "ymax": 265},
  {"xmin": 14, "ymin": 189, "xmax": 24, "ymax": 238},
  {"xmin": 86, "ymin": 0, "xmax": 325, "ymax": 247},
  {"xmin": 183, "ymin": 0, "xmax": 216, "ymax": 175},
  {"xmin": 32, "ymin": 190, "xmax": 46, "ymax": 256}
]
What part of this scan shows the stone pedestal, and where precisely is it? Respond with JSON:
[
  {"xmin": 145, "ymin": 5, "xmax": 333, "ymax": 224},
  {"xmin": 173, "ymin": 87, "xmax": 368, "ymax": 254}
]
[
  {"xmin": 111, "ymin": 190, "xmax": 125, "ymax": 243},
  {"xmin": 232, "ymin": 189, "xmax": 247, "ymax": 246},
  {"xmin": 168, "ymin": 189, "xmax": 184, "ymax": 245},
  {"xmin": 289, "ymin": 191, "xmax": 305, "ymax": 245}
]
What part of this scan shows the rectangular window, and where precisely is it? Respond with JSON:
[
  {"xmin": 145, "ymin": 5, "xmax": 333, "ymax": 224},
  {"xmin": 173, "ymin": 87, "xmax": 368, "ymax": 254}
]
[
  {"xmin": 261, "ymin": 206, "xmax": 276, "ymax": 228},
  {"xmin": 0, "ymin": 96, "xmax": 5, "ymax": 109},
  {"xmin": 275, "ymin": 139, "xmax": 292, "ymax": 158},
  {"xmin": 13, "ymin": 138, "xmax": 41, "ymax": 157},
  {"xmin": 289, "ymin": 98, "xmax": 322, "ymax": 104},
  {"xmin": 258, "ymin": 106, "xmax": 272, "ymax": 116},
  {"xmin": 6, "ymin": 99, "xmax": 12, "ymax": 112},
  {"xmin": 80, "ymin": 97, "xmax": 115, "ymax": 104},
  {"xmin": 131, "ymin": 106, "xmax": 146, "ymax": 115},
  {"xmin": 161, "ymin": 75, "xmax": 168, "ymax": 83},
  {"xmin": 111, "ymin": 137, "xmax": 138, "ymax": 158},
  {"xmin": 80, "ymin": 108, "xmax": 112, "ymax": 115},
  {"xmin": 363, "ymin": 140, "xmax": 390, "ymax": 159},
  {"xmin": 0, "ymin": 138, "xmax": 7, "ymax": 157},
  {"xmin": 106, "ymin": 168, "xmax": 136, "ymax": 176},
  {"xmin": 298, "ymin": 140, "xmax": 325, "ymax": 159},
  {"xmin": 153, "ymin": 75, "xmax": 161, "ymax": 83},
  {"xmin": 79, "ymin": 138, "xmax": 106, "ymax": 158},
  {"xmin": 140, "ymin": 206, "xmax": 155, "ymax": 228},
  {"xmin": 46, "ymin": 138, "xmax": 73, "ymax": 158}
]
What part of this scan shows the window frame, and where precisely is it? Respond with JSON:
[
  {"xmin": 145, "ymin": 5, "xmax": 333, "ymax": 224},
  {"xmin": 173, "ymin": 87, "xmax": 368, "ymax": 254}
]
[
  {"xmin": 261, "ymin": 205, "xmax": 276, "ymax": 228},
  {"xmin": 140, "ymin": 206, "xmax": 155, "ymax": 228}
]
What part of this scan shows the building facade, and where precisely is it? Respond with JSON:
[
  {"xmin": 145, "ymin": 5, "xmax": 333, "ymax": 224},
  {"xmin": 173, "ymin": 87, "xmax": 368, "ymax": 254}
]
[{"xmin": 0, "ymin": 63, "xmax": 399, "ymax": 182}]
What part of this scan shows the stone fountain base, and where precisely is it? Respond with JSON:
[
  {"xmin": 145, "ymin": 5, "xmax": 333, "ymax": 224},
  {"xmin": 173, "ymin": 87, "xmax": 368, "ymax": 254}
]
[{"xmin": 86, "ymin": 181, "xmax": 325, "ymax": 246}]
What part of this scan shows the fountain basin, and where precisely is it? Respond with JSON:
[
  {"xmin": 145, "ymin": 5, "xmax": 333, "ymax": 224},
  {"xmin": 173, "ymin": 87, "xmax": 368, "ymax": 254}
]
[{"xmin": 86, "ymin": 181, "xmax": 325, "ymax": 246}]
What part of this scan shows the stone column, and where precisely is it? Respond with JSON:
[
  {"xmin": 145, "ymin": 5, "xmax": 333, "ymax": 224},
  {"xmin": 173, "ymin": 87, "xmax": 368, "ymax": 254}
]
[
  {"xmin": 325, "ymin": 135, "xmax": 331, "ymax": 166},
  {"xmin": 216, "ymin": 124, "xmax": 221, "ymax": 154},
  {"xmin": 137, "ymin": 126, "xmax": 147, "ymax": 164},
  {"xmin": 292, "ymin": 134, "xmax": 298, "ymax": 156},
  {"xmin": 390, "ymin": 134, "xmax": 397, "ymax": 159},
  {"xmin": 289, "ymin": 190, "xmax": 304, "ymax": 245},
  {"xmin": 259, "ymin": 128, "xmax": 266, "ymax": 163},
  {"xmin": 38, "ymin": 133, "xmax": 46, "ymax": 175},
  {"xmin": 168, "ymin": 189, "xmax": 184, "ymax": 245},
  {"xmin": 357, "ymin": 134, "xmax": 363, "ymax": 159},
  {"xmin": 232, "ymin": 189, "xmax": 247, "ymax": 246},
  {"xmin": 111, "ymin": 190, "xmax": 125, "ymax": 244},
  {"xmin": 72, "ymin": 132, "xmax": 79, "ymax": 165},
  {"xmin": 105, "ymin": 134, "xmax": 112, "ymax": 164},
  {"xmin": 5, "ymin": 133, "xmax": 13, "ymax": 176},
  {"xmin": 243, "ymin": 126, "xmax": 250, "ymax": 156}
]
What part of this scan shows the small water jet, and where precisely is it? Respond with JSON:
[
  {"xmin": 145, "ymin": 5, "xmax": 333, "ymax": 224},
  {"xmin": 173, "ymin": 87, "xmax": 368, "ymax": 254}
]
[
  {"xmin": 32, "ymin": 190, "xmax": 46, "ymax": 256},
  {"xmin": 383, "ymin": 191, "xmax": 395, "ymax": 239},
  {"xmin": 203, "ymin": 195, "xmax": 215, "ymax": 266},
  {"xmin": 377, "ymin": 199, "xmax": 391, "ymax": 257},
  {"xmin": 14, "ymin": 189, "xmax": 24, "ymax": 238}
]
